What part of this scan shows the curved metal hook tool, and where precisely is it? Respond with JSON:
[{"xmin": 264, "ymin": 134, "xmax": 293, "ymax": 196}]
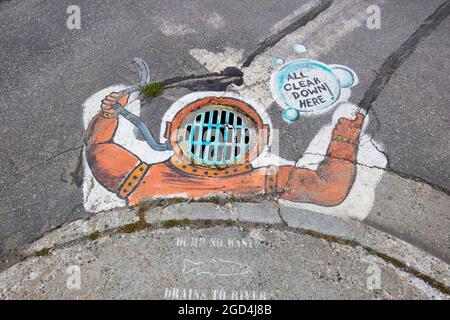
[
  {"xmin": 111, "ymin": 58, "xmax": 172, "ymax": 151},
  {"xmin": 121, "ymin": 58, "xmax": 151, "ymax": 94}
]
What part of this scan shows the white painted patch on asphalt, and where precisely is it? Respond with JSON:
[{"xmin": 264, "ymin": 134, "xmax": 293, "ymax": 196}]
[
  {"xmin": 270, "ymin": 0, "xmax": 320, "ymax": 34},
  {"xmin": 206, "ymin": 11, "xmax": 226, "ymax": 29},
  {"xmin": 190, "ymin": 47, "xmax": 244, "ymax": 73},
  {"xmin": 158, "ymin": 20, "xmax": 196, "ymax": 36}
]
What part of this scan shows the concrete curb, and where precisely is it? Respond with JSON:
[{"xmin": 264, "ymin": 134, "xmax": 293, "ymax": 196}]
[
  {"xmin": 22, "ymin": 208, "xmax": 139, "ymax": 256},
  {"xmin": 279, "ymin": 202, "xmax": 450, "ymax": 290},
  {"xmin": 145, "ymin": 201, "xmax": 282, "ymax": 225},
  {"xmin": 14, "ymin": 201, "xmax": 450, "ymax": 294}
]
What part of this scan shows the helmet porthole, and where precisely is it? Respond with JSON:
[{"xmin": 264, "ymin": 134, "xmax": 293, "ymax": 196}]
[{"xmin": 169, "ymin": 97, "xmax": 267, "ymax": 169}]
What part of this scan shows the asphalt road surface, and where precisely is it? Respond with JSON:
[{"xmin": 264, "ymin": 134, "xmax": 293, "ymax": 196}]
[{"xmin": 0, "ymin": 0, "xmax": 449, "ymax": 276}]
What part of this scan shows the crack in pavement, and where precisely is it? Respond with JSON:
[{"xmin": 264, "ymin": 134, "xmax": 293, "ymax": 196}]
[
  {"xmin": 273, "ymin": 199, "xmax": 288, "ymax": 227},
  {"xmin": 69, "ymin": 147, "xmax": 84, "ymax": 188},
  {"xmin": 358, "ymin": 0, "xmax": 450, "ymax": 112},
  {"xmin": 1, "ymin": 145, "xmax": 83, "ymax": 187},
  {"xmin": 384, "ymin": 167, "xmax": 450, "ymax": 197},
  {"xmin": 159, "ymin": 67, "xmax": 244, "ymax": 92},
  {"xmin": 242, "ymin": 0, "xmax": 333, "ymax": 68}
]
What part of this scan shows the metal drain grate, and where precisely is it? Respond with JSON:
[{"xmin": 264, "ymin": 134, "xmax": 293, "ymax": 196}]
[{"xmin": 183, "ymin": 109, "xmax": 252, "ymax": 166}]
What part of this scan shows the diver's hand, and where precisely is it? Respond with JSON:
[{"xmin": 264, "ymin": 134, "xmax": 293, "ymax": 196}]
[
  {"xmin": 332, "ymin": 113, "xmax": 365, "ymax": 142},
  {"xmin": 100, "ymin": 92, "xmax": 130, "ymax": 116}
]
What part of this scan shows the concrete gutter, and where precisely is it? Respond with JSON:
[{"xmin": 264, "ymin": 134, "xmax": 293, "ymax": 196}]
[{"xmin": 1, "ymin": 200, "xmax": 448, "ymax": 299}]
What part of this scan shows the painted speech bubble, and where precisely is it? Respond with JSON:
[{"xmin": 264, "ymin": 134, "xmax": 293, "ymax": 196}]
[{"xmin": 271, "ymin": 59, "xmax": 357, "ymax": 120}]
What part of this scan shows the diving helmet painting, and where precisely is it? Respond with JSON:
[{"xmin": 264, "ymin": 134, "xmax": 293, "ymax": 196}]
[{"xmin": 85, "ymin": 88, "xmax": 364, "ymax": 207}]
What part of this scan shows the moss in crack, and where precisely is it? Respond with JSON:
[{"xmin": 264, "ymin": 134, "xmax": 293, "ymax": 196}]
[
  {"xmin": 224, "ymin": 220, "xmax": 235, "ymax": 226},
  {"xmin": 138, "ymin": 203, "xmax": 151, "ymax": 215},
  {"xmin": 34, "ymin": 247, "xmax": 53, "ymax": 257},
  {"xmin": 87, "ymin": 231, "xmax": 101, "ymax": 241},
  {"xmin": 137, "ymin": 203, "xmax": 152, "ymax": 222},
  {"xmin": 11, "ymin": 249, "xmax": 25, "ymax": 259},
  {"xmin": 134, "ymin": 195, "xmax": 250, "ymax": 212},
  {"xmin": 171, "ymin": 198, "xmax": 188, "ymax": 205},
  {"xmin": 118, "ymin": 221, "xmax": 151, "ymax": 234},
  {"xmin": 162, "ymin": 219, "xmax": 191, "ymax": 229},
  {"xmin": 202, "ymin": 196, "xmax": 239, "ymax": 206},
  {"xmin": 155, "ymin": 198, "xmax": 188, "ymax": 208},
  {"xmin": 303, "ymin": 228, "xmax": 450, "ymax": 295},
  {"xmin": 141, "ymin": 82, "xmax": 164, "ymax": 98},
  {"xmin": 206, "ymin": 197, "xmax": 225, "ymax": 206},
  {"xmin": 135, "ymin": 198, "xmax": 188, "ymax": 210},
  {"xmin": 305, "ymin": 230, "xmax": 356, "ymax": 247},
  {"xmin": 367, "ymin": 249, "xmax": 450, "ymax": 295}
]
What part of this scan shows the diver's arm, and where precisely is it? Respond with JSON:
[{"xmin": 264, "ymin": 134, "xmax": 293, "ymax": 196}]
[
  {"xmin": 85, "ymin": 93, "xmax": 142, "ymax": 193},
  {"xmin": 280, "ymin": 114, "xmax": 364, "ymax": 207}
]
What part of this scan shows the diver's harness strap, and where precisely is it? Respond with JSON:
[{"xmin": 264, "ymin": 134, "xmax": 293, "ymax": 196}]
[
  {"xmin": 331, "ymin": 135, "xmax": 357, "ymax": 145},
  {"xmin": 99, "ymin": 110, "xmax": 118, "ymax": 119},
  {"xmin": 169, "ymin": 156, "xmax": 252, "ymax": 178},
  {"xmin": 117, "ymin": 162, "xmax": 150, "ymax": 199}
]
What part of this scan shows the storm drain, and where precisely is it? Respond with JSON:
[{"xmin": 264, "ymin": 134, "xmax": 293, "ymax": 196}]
[{"xmin": 179, "ymin": 107, "xmax": 256, "ymax": 166}]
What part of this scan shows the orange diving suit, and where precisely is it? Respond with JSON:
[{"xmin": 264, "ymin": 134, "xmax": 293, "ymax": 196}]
[{"xmin": 85, "ymin": 92, "xmax": 364, "ymax": 207}]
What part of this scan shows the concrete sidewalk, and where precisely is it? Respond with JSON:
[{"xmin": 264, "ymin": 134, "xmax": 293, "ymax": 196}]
[{"xmin": 1, "ymin": 201, "xmax": 449, "ymax": 300}]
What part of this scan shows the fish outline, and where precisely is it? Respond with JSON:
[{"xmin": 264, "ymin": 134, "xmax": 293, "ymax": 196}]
[{"xmin": 182, "ymin": 257, "xmax": 251, "ymax": 277}]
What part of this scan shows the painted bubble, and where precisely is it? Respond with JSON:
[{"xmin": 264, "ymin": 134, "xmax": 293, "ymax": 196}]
[
  {"xmin": 292, "ymin": 43, "xmax": 307, "ymax": 54},
  {"xmin": 282, "ymin": 107, "xmax": 300, "ymax": 122},
  {"xmin": 273, "ymin": 57, "xmax": 285, "ymax": 65},
  {"xmin": 329, "ymin": 66, "xmax": 355, "ymax": 88},
  {"xmin": 271, "ymin": 59, "xmax": 357, "ymax": 115}
]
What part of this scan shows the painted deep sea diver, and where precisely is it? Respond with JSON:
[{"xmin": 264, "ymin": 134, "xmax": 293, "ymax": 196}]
[{"xmin": 85, "ymin": 91, "xmax": 364, "ymax": 207}]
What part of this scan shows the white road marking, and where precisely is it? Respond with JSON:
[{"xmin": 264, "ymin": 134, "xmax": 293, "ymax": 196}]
[
  {"xmin": 158, "ymin": 20, "xmax": 196, "ymax": 36},
  {"xmin": 190, "ymin": 47, "xmax": 244, "ymax": 73}
]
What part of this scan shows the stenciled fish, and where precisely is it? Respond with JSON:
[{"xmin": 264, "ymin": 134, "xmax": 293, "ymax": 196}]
[{"xmin": 183, "ymin": 258, "xmax": 251, "ymax": 277}]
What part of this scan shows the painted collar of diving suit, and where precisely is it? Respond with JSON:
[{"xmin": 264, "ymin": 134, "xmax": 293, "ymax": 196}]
[{"xmin": 169, "ymin": 155, "xmax": 254, "ymax": 177}]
